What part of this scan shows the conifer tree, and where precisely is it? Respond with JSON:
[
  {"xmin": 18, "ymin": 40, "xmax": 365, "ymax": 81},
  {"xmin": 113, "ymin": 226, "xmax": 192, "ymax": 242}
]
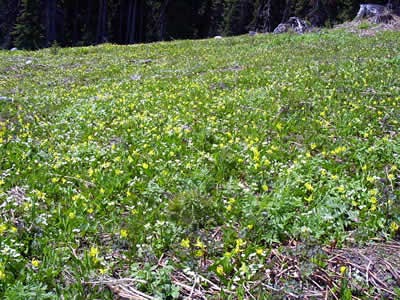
[
  {"xmin": 0, "ymin": 0, "xmax": 19, "ymax": 48},
  {"xmin": 12, "ymin": 0, "xmax": 44, "ymax": 49}
]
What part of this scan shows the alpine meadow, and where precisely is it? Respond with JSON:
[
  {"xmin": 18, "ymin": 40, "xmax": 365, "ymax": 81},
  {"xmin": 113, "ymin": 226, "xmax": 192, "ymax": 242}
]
[{"xmin": 0, "ymin": 28, "xmax": 400, "ymax": 298}]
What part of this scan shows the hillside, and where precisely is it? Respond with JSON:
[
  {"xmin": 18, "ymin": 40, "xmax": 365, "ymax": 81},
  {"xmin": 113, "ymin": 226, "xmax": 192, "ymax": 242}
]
[{"xmin": 0, "ymin": 28, "xmax": 400, "ymax": 299}]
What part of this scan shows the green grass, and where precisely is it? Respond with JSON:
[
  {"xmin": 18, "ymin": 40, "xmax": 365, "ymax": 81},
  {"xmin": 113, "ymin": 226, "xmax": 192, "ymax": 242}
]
[{"xmin": 0, "ymin": 29, "xmax": 399, "ymax": 298}]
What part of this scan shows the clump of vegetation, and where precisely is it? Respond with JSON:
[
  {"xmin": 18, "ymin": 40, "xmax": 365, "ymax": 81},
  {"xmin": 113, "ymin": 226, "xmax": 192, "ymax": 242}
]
[
  {"xmin": 0, "ymin": 29, "xmax": 399, "ymax": 298},
  {"xmin": 358, "ymin": 21, "xmax": 373, "ymax": 30}
]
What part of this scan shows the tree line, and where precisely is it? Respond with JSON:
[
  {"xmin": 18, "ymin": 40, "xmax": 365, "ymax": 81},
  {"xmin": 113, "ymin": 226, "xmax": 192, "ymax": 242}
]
[{"xmin": 0, "ymin": 0, "xmax": 396, "ymax": 49}]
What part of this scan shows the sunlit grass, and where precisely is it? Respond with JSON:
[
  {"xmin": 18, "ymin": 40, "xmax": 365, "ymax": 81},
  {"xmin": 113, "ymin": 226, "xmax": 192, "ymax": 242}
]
[{"xmin": 0, "ymin": 29, "xmax": 399, "ymax": 298}]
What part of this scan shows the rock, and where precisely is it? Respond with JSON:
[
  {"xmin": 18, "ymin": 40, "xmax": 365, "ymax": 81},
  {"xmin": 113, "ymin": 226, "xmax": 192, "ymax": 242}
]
[
  {"xmin": 25, "ymin": 60, "xmax": 32, "ymax": 65},
  {"xmin": 131, "ymin": 59, "xmax": 152, "ymax": 65},
  {"xmin": 0, "ymin": 96, "xmax": 13, "ymax": 102},
  {"xmin": 130, "ymin": 74, "xmax": 142, "ymax": 81},
  {"xmin": 10, "ymin": 47, "xmax": 18, "ymax": 51},
  {"xmin": 248, "ymin": 31, "xmax": 257, "ymax": 36},
  {"xmin": 214, "ymin": 35, "xmax": 223, "ymax": 39},
  {"xmin": 273, "ymin": 23, "xmax": 289, "ymax": 34},
  {"xmin": 273, "ymin": 17, "xmax": 311, "ymax": 34},
  {"xmin": 355, "ymin": 4, "xmax": 386, "ymax": 20},
  {"xmin": 210, "ymin": 82, "xmax": 228, "ymax": 90}
]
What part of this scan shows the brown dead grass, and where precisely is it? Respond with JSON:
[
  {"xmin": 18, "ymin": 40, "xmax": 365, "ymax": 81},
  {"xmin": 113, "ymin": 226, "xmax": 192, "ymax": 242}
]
[{"xmin": 85, "ymin": 240, "xmax": 400, "ymax": 299}]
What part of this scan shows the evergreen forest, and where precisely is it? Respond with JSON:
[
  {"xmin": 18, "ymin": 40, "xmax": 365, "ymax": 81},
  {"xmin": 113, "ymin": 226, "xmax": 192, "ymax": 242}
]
[{"xmin": 1, "ymin": 0, "xmax": 399, "ymax": 49}]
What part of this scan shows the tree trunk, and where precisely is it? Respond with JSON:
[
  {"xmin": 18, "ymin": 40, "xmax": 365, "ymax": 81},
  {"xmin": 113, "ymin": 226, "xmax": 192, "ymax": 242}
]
[
  {"xmin": 281, "ymin": 0, "xmax": 292, "ymax": 23},
  {"xmin": 118, "ymin": 0, "xmax": 124, "ymax": 43},
  {"xmin": 72, "ymin": 0, "xmax": 79, "ymax": 45},
  {"xmin": 137, "ymin": 0, "xmax": 144, "ymax": 42},
  {"xmin": 45, "ymin": 0, "xmax": 57, "ymax": 45},
  {"xmin": 264, "ymin": 0, "xmax": 272, "ymax": 32},
  {"xmin": 125, "ymin": 0, "xmax": 132, "ymax": 43},
  {"xmin": 96, "ymin": 0, "xmax": 107, "ymax": 43},
  {"xmin": 128, "ymin": 0, "xmax": 137, "ymax": 43},
  {"xmin": 159, "ymin": 0, "xmax": 170, "ymax": 40}
]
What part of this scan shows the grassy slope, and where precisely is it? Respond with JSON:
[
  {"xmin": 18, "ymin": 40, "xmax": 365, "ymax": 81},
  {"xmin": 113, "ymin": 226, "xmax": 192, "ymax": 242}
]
[{"xmin": 0, "ymin": 29, "xmax": 399, "ymax": 298}]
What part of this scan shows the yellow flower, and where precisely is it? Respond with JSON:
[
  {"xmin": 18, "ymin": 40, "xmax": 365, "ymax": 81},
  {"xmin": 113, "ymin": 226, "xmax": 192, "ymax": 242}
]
[
  {"xmin": 0, "ymin": 269, "xmax": 5, "ymax": 280},
  {"xmin": 194, "ymin": 238, "xmax": 205, "ymax": 249},
  {"xmin": 304, "ymin": 182, "xmax": 314, "ymax": 192},
  {"xmin": 68, "ymin": 212, "xmax": 75, "ymax": 219},
  {"xmin": 367, "ymin": 176, "xmax": 375, "ymax": 183},
  {"xmin": 340, "ymin": 266, "xmax": 347, "ymax": 275},
  {"xmin": 390, "ymin": 222, "xmax": 399, "ymax": 232},
  {"xmin": 195, "ymin": 249, "xmax": 204, "ymax": 257},
  {"xmin": 262, "ymin": 184, "xmax": 269, "ymax": 192},
  {"xmin": 251, "ymin": 147, "xmax": 260, "ymax": 162},
  {"xmin": 256, "ymin": 248, "xmax": 264, "ymax": 255},
  {"xmin": 388, "ymin": 174, "xmax": 395, "ymax": 181},
  {"xmin": 337, "ymin": 185, "xmax": 345, "ymax": 193},
  {"xmin": 216, "ymin": 265, "xmax": 224, "ymax": 276},
  {"xmin": 31, "ymin": 258, "xmax": 40, "ymax": 268},
  {"xmin": 89, "ymin": 247, "xmax": 99, "ymax": 257},
  {"xmin": 247, "ymin": 224, "xmax": 254, "ymax": 230},
  {"xmin": 236, "ymin": 239, "xmax": 246, "ymax": 248},
  {"xmin": 99, "ymin": 268, "xmax": 107, "ymax": 275},
  {"xmin": 226, "ymin": 204, "xmax": 232, "ymax": 212},
  {"xmin": 224, "ymin": 251, "xmax": 232, "ymax": 258},
  {"xmin": 35, "ymin": 190, "xmax": 46, "ymax": 200},
  {"xmin": 305, "ymin": 195, "xmax": 313, "ymax": 202},
  {"xmin": 0, "ymin": 224, "xmax": 7, "ymax": 235},
  {"xmin": 120, "ymin": 229, "xmax": 128, "ymax": 238},
  {"xmin": 142, "ymin": 162, "xmax": 149, "ymax": 169},
  {"xmin": 370, "ymin": 197, "xmax": 377, "ymax": 205},
  {"xmin": 180, "ymin": 238, "xmax": 190, "ymax": 248},
  {"xmin": 263, "ymin": 159, "xmax": 271, "ymax": 166},
  {"xmin": 369, "ymin": 189, "xmax": 378, "ymax": 196}
]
